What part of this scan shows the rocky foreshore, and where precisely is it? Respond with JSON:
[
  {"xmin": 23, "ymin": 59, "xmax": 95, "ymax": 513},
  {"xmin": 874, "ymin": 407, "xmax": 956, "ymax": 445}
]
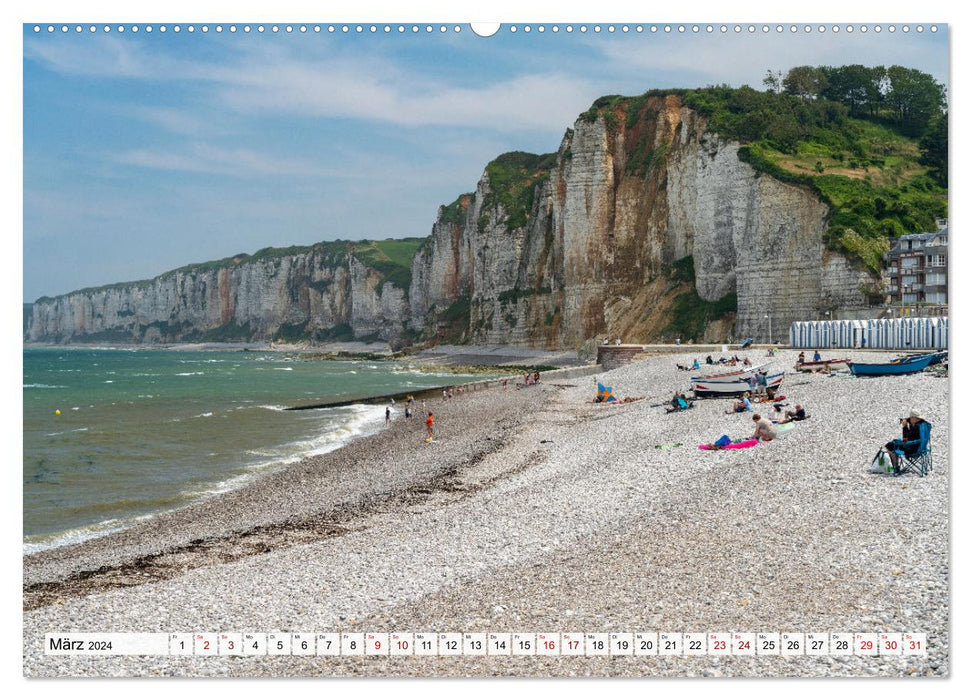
[{"xmin": 23, "ymin": 350, "xmax": 948, "ymax": 677}]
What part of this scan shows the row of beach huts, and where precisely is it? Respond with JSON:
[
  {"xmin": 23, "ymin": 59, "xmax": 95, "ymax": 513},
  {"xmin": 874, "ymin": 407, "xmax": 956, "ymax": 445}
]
[{"xmin": 788, "ymin": 317, "xmax": 948, "ymax": 350}]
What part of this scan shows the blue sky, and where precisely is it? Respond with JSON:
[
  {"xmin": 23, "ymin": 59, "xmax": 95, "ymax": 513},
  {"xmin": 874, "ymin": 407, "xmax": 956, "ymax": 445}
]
[{"xmin": 22, "ymin": 21, "xmax": 949, "ymax": 301}]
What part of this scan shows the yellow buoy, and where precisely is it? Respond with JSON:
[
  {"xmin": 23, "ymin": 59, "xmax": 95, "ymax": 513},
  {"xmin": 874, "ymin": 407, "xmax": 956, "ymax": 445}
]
[{"xmin": 55, "ymin": 409, "xmax": 61, "ymax": 416}]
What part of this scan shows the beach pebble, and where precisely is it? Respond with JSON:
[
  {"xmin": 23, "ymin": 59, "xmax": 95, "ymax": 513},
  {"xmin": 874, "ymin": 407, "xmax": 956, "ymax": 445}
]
[{"xmin": 23, "ymin": 349, "xmax": 948, "ymax": 678}]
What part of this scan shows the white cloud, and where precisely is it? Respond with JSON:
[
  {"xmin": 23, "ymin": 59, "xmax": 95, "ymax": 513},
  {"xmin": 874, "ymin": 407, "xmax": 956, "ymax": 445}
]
[
  {"xmin": 111, "ymin": 143, "xmax": 336, "ymax": 178},
  {"xmin": 594, "ymin": 31, "xmax": 949, "ymax": 91},
  {"xmin": 26, "ymin": 34, "xmax": 598, "ymax": 134},
  {"xmin": 25, "ymin": 36, "xmax": 186, "ymax": 79},
  {"xmin": 128, "ymin": 106, "xmax": 226, "ymax": 138}
]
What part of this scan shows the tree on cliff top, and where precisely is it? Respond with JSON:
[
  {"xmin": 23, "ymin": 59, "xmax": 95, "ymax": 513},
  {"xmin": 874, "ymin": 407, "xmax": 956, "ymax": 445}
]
[{"xmin": 919, "ymin": 112, "xmax": 948, "ymax": 187}]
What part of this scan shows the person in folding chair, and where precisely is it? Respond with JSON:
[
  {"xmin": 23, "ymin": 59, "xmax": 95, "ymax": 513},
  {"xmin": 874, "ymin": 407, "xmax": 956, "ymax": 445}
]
[{"xmin": 885, "ymin": 410, "xmax": 932, "ymax": 476}]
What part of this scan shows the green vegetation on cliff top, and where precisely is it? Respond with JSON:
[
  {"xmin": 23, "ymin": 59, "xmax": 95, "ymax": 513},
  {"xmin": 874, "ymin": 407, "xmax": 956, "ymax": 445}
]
[
  {"xmin": 580, "ymin": 65, "xmax": 948, "ymax": 275},
  {"xmin": 481, "ymin": 151, "xmax": 557, "ymax": 231},
  {"xmin": 36, "ymin": 238, "xmax": 425, "ymax": 303},
  {"xmin": 439, "ymin": 193, "xmax": 474, "ymax": 226}
]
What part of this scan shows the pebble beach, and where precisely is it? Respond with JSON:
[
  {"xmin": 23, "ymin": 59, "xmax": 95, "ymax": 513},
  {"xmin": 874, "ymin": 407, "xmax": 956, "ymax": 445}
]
[{"xmin": 22, "ymin": 349, "xmax": 949, "ymax": 678}]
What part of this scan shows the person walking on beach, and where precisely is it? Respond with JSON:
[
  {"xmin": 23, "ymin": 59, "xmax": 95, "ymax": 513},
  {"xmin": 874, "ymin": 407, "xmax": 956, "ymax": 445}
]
[
  {"xmin": 386, "ymin": 405, "xmax": 391, "ymax": 424},
  {"xmin": 425, "ymin": 412, "xmax": 435, "ymax": 440}
]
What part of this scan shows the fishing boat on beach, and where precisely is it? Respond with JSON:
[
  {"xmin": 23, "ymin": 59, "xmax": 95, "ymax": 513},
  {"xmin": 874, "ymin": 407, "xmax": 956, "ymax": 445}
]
[
  {"xmin": 848, "ymin": 354, "xmax": 936, "ymax": 376},
  {"xmin": 795, "ymin": 357, "xmax": 851, "ymax": 372},
  {"xmin": 692, "ymin": 361, "xmax": 771, "ymax": 381},
  {"xmin": 692, "ymin": 370, "xmax": 785, "ymax": 397},
  {"xmin": 889, "ymin": 350, "xmax": 947, "ymax": 366}
]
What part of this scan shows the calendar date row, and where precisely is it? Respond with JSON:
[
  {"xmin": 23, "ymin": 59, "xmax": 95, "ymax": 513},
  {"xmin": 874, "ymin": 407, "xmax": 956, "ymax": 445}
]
[{"xmin": 46, "ymin": 632, "xmax": 927, "ymax": 657}]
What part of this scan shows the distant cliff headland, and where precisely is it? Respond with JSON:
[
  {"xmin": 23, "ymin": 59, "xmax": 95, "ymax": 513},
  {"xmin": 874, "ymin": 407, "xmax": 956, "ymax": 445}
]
[{"xmin": 27, "ymin": 65, "xmax": 947, "ymax": 349}]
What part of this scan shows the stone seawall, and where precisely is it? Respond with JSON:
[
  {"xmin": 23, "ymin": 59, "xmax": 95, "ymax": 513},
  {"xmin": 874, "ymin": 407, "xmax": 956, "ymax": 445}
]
[{"xmin": 597, "ymin": 345, "xmax": 647, "ymax": 371}]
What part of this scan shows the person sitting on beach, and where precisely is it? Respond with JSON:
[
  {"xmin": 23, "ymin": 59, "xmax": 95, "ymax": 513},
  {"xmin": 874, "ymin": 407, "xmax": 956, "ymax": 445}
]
[
  {"xmin": 725, "ymin": 393, "xmax": 752, "ymax": 414},
  {"xmin": 751, "ymin": 413, "xmax": 778, "ymax": 442},
  {"xmin": 743, "ymin": 357, "xmax": 751, "ymax": 367},
  {"xmin": 797, "ymin": 351, "xmax": 806, "ymax": 366},
  {"xmin": 692, "ymin": 359, "xmax": 700, "ymax": 370},
  {"xmin": 885, "ymin": 410, "xmax": 930, "ymax": 472},
  {"xmin": 533, "ymin": 371, "xmax": 540, "ymax": 384},
  {"xmin": 667, "ymin": 392, "xmax": 689, "ymax": 413},
  {"xmin": 786, "ymin": 404, "xmax": 807, "ymax": 422},
  {"xmin": 706, "ymin": 355, "xmax": 714, "ymax": 365},
  {"xmin": 770, "ymin": 403, "xmax": 787, "ymax": 424},
  {"xmin": 813, "ymin": 350, "xmax": 822, "ymax": 362}
]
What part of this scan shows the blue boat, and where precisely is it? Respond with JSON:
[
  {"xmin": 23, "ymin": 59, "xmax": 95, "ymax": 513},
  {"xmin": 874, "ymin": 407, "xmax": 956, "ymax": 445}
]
[
  {"xmin": 890, "ymin": 350, "xmax": 947, "ymax": 366},
  {"xmin": 849, "ymin": 354, "xmax": 936, "ymax": 376}
]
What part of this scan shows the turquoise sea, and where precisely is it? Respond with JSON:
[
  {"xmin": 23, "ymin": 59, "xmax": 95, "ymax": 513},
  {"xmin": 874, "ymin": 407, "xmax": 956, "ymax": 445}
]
[{"xmin": 23, "ymin": 347, "xmax": 480, "ymax": 553}]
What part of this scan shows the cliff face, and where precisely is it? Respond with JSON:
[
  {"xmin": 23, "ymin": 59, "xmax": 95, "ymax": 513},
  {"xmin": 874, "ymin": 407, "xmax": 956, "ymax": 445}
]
[
  {"xmin": 411, "ymin": 95, "xmax": 873, "ymax": 347},
  {"xmin": 28, "ymin": 95, "xmax": 876, "ymax": 348},
  {"xmin": 26, "ymin": 245, "xmax": 409, "ymax": 344}
]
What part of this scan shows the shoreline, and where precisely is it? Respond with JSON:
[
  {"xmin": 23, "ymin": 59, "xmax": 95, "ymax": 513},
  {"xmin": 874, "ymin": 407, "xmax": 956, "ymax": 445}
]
[
  {"xmin": 23, "ymin": 378, "xmax": 556, "ymax": 588},
  {"xmin": 22, "ymin": 402, "xmax": 391, "ymax": 558},
  {"xmin": 23, "ymin": 356, "xmax": 594, "ymax": 557},
  {"xmin": 23, "ymin": 349, "xmax": 948, "ymax": 677}
]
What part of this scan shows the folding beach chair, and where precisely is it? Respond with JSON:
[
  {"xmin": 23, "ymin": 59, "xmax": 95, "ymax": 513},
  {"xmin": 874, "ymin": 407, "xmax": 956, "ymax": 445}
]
[{"xmin": 892, "ymin": 422, "xmax": 933, "ymax": 477}]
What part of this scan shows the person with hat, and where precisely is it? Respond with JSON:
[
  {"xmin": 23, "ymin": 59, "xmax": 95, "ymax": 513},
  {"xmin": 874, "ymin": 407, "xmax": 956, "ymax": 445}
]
[{"xmin": 885, "ymin": 410, "xmax": 929, "ymax": 471}]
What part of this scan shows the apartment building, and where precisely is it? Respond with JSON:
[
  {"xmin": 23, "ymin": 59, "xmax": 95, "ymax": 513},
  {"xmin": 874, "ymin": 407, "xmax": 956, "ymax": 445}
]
[{"xmin": 884, "ymin": 221, "xmax": 948, "ymax": 306}]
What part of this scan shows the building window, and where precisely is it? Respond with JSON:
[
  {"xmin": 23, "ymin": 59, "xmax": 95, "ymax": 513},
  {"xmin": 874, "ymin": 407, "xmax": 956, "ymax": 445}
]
[
  {"xmin": 930, "ymin": 254, "xmax": 946, "ymax": 267},
  {"xmin": 901, "ymin": 257, "xmax": 918, "ymax": 268}
]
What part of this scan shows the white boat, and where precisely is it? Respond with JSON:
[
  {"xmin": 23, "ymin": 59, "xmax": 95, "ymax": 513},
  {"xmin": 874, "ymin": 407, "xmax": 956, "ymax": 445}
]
[
  {"xmin": 692, "ymin": 371, "xmax": 785, "ymax": 397},
  {"xmin": 690, "ymin": 362, "xmax": 772, "ymax": 383}
]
